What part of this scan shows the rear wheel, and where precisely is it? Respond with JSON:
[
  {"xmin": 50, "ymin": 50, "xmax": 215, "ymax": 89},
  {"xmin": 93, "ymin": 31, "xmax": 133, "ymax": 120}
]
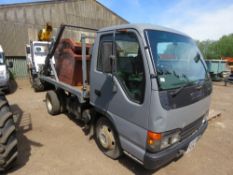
[
  {"xmin": 45, "ymin": 90, "xmax": 61, "ymax": 115},
  {"xmin": 0, "ymin": 95, "xmax": 18, "ymax": 171},
  {"xmin": 95, "ymin": 117, "xmax": 122, "ymax": 159},
  {"xmin": 56, "ymin": 90, "xmax": 67, "ymax": 113}
]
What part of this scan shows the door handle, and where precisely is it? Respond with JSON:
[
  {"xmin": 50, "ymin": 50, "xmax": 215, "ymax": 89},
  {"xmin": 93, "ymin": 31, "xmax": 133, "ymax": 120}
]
[{"xmin": 95, "ymin": 89, "xmax": 101, "ymax": 97}]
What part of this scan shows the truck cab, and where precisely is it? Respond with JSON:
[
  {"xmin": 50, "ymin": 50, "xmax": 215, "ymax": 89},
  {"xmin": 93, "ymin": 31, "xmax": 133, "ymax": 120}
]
[
  {"xmin": 90, "ymin": 24, "xmax": 212, "ymax": 169},
  {"xmin": 26, "ymin": 41, "xmax": 51, "ymax": 74},
  {"xmin": 0, "ymin": 45, "xmax": 12, "ymax": 92}
]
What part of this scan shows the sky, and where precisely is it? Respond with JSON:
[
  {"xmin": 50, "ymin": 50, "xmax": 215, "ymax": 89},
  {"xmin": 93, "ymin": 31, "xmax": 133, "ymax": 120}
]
[
  {"xmin": 0, "ymin": 0, "xmax": 232, "ymax": 41},
  {"xmin": 97, "ymin": 0, "xmax": 233, "ymax": 41}
]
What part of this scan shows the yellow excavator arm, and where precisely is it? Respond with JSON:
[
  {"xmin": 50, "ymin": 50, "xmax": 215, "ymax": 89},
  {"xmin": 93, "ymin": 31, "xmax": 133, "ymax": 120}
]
[{"xmin": 38, "ymin": 23, "xmax": 53, "ymax": 41}]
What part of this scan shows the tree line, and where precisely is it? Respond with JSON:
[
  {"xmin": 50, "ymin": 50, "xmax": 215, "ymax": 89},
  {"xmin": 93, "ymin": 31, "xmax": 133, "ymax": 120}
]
[{"xmin": 196, "ymin": 33, "xmax": 233, "ymax": 60}]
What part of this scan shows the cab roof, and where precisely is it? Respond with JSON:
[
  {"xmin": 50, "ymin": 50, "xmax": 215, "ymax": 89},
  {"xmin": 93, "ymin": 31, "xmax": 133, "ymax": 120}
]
[{"xmin": 98, "ymin": 23, "xmax": 189, "ymax": 38}]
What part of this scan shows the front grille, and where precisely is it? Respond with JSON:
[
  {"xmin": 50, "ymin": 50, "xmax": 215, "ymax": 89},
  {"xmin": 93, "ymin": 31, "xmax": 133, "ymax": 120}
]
[{"xmin": 180, "ymin": 116, "xmax": 204, "ymax": 140}]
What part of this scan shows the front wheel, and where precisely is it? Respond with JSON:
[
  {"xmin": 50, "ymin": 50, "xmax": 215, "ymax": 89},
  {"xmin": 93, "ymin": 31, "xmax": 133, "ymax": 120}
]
[
  {"xmin": 95, "ymin": 117, "xmax": 122, "ymax": 159},
  {"xmin": 33, "ymin": 78, "xmax": 44, "ymax": 92}
]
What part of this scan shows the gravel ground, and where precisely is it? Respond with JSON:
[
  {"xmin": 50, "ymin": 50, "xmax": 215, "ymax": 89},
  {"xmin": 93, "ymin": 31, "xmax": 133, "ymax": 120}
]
[{"xmin": 3, "ymin": 80, "xmax": 233, "ymax": 175}]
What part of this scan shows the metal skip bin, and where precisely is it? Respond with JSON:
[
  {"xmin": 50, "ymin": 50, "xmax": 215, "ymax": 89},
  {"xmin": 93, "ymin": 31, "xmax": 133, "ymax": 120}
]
[{"xmin": 55, "ymin": 38, "xmax": 91, "ymax": 86}]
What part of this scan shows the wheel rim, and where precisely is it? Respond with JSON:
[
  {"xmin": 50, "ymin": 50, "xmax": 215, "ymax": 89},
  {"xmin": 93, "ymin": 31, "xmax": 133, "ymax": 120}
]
[
  {"xmin": 97, "ymin": 122, "xmax": 116, "ymax": 150},
  {"xmin": 46, "ymin": 98, "xmax": 52, "ymax": 112}
]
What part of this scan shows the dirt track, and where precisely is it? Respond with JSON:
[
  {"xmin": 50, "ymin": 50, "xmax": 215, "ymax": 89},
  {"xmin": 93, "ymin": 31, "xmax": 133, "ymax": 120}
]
[{"xmin": 4, "ymin": 80, "xmax": 233, "ymax": 175}]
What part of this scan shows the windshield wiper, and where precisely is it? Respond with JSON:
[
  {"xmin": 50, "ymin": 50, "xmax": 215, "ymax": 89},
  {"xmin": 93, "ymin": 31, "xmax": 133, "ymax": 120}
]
[{"xmin": 170, "ymin": 82, "xmax": 194, "ymax": 97}]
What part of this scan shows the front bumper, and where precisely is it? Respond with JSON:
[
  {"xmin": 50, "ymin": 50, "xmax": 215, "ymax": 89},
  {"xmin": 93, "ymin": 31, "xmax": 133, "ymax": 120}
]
[{"xmin": 143, "ymin": 120, "xmax": 208, "ymax": 170}]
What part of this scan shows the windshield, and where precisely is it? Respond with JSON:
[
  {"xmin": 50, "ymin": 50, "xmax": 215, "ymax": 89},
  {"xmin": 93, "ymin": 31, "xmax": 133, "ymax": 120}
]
[
  {"xmin": 0, "ymin": 53, "xmax": 4, "ymax": 64},
  {"xmin": 146, "ymin": 30, "xmax": 208, "ymax": 90},
  {"xmin": 34, "ymin": 43, "xmax": 49, "ymax": 56}
]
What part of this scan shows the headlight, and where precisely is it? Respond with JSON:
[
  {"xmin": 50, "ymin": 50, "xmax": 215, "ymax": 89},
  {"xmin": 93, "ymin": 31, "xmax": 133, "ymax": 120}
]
[
  {"xmin": 146, "ymin": 130, "xmax": 181, "ymax": 153},
  {"xmin": 161, "ymin": 131, "xmax": 181, "ymax": 149}
]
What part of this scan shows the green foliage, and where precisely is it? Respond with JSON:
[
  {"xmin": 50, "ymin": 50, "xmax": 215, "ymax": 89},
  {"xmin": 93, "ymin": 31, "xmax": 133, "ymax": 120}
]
[{"xmin": 196, "ymin": 34, "xmax": 233, "ymax": 60}]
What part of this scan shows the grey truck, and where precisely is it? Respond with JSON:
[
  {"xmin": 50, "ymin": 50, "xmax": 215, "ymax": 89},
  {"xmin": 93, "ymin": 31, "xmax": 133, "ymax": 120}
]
[{"xmin": 39, "ymin": 24, "xmax": 212, "ymax": 169}]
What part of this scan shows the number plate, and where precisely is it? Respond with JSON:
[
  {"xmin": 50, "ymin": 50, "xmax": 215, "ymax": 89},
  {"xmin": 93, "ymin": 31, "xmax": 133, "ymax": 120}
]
[{"xmin": 186, "ymin": 137, "xmax": 199, "ymax": 154}]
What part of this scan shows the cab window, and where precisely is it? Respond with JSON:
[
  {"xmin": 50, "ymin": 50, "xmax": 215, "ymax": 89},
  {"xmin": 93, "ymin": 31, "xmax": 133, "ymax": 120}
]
[
  {"xmin": 97, "ymin": 34, "xmax": 113, "ymax": 73},
  {"xmin": 115, "ymin": 32, "xmax": 145, "ymax": 103}
]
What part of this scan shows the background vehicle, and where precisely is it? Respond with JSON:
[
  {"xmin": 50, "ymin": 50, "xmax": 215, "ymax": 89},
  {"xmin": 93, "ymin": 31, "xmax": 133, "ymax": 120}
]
[
  {"xmin": 205, "ymin": 59, "xmax": 230, "ymax": 81},
  {"xmin": 39, "ymin": 24, "xmax": 212, "ymax": 169},
  {"xmin": 26, "ymin": 23, "xmax": 54, "ymax": 92},
  {"xmin": 26, "ymin": 41, "xmax": 55, "ymax": 91},
  {"xmin": 0, "ymin": 45, "xmax": 13, "ymax": 93}
]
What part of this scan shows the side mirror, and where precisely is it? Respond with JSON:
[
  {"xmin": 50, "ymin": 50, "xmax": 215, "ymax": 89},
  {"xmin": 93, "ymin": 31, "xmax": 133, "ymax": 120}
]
[
  {"xmin": 8, "ymin": 61, "xmax": 13, "ymax": 68},
  {"xmin": 110, "ymin": 55, "xmax": 117, "ymax": 74},
  {"xmin": 194, "ymin": 53, "xmax": 201, "ymax": 63},
  {"xmin": 26, "ymin": 46, "xmax": 31, "ymax": 54}
]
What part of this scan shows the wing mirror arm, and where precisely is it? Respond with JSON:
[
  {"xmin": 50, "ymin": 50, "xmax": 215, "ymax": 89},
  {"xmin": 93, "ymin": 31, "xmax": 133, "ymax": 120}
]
[{"xmin": 109, "ymin": 55, "xmax": 117, "ymax": 92}]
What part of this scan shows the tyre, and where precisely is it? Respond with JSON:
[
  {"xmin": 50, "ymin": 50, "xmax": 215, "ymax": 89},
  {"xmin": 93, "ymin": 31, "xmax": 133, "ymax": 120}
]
[
  {"xmin": 33, "ymin": 78, "xmax": 44, "ymax": 92},
  {"xmin": 45, "ymin": 90, "xmax": 61, "ymax": 115},
  {"xmin": 0, "ymin": 98, "xmax": 18, "ymax": 171},
  {"xmin": 95, "ymin": 117, "xmax": 122, "ymax": 159},
  {"xmin": 56, "ymin": 90, "xmax": 67, "ymax": 113}
]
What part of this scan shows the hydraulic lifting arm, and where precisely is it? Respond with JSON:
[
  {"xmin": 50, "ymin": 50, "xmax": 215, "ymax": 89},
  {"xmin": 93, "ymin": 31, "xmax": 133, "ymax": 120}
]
[{"xmin": 42, "ymin": 24, "xmax": 98, "ymax": 76}]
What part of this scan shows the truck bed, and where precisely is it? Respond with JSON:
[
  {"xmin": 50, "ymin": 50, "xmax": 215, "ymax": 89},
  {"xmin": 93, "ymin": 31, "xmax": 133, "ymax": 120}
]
[{"xmin": 40, "ymin": 75, "xmax": 89, "ymax": 103}]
